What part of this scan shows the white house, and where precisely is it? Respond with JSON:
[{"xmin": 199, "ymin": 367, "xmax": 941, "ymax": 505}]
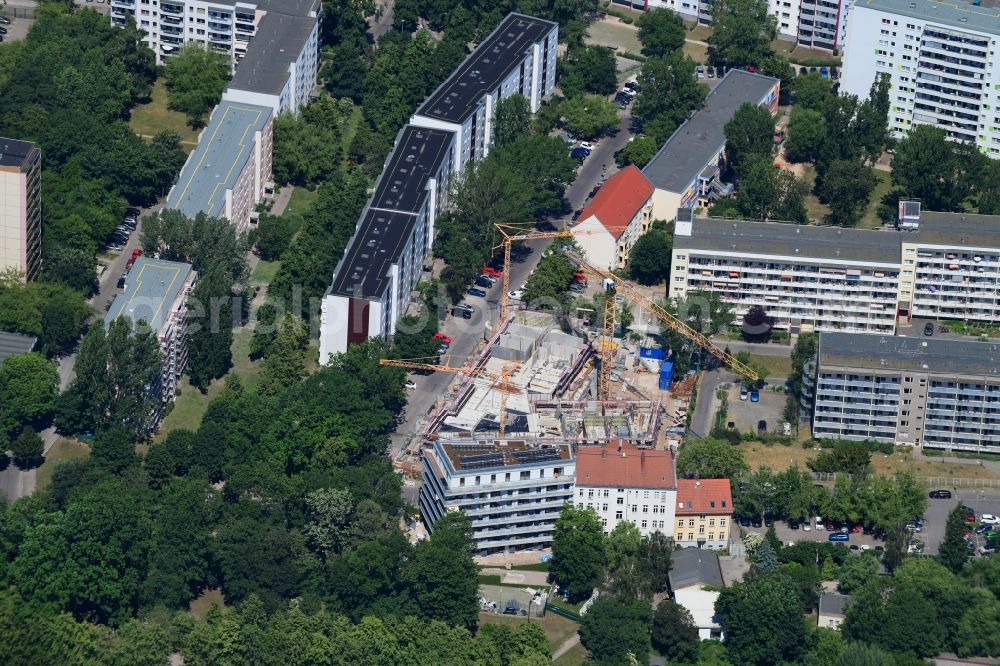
[
  {"xmin": 573, "ymin": 165, "xmax": 655, "ymax": 271},
  {"xmin": 572, "ymin": 443, "xmax": 678, "ymax": 538},
  {"xmin": 669, "ymin": 548, "xmax": 725, "ymax": 640}
]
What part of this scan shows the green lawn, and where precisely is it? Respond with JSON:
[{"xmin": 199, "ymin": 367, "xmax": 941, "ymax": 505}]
[
  {"xmin": 746, "ymin": 353, "xmax": 792, "ymax": 378},
  {"xmin": 479, "ymin": 612, "xmax": 579, "ymax": 654},
  {"xmin": 230, "ymin": 327, "xmax": 263, "ymax": 385},
  {"xmin": 251, "ymin": 260, "xmax": 281, "ymax": 285},
  {"xmin": 512, "ymin": 561, "xmax": 551, "ymax": 573},
  {"xmin": 547, "ymin": 595, "xmax": 586, "ymax": 616},
  {"xmin": 284, "ymin": 186, "xmax": 320, "ymax": 218},
  {"xmin": 859, "ymin": 169, "xmax": 892, "ymax": 229},
  {"xmin": 155, "ymin": 377, "xmax": 223, "ymax": 441},
  {"xmin": 129, "ymin": 79, "xmax": 201, "ymax": 148},
  {"xmin": 586, "ymin": 16, "xmax": 642, "ymax": 54},
  {"xmin": 35, "ymin": 437, "xmax": 90, "ymax": 492},
  {"xmin": 341, "ymin": 105, "xmax": 363, "ymax": 164},
  {"xmin": 683, "ymin": 40, "xmax": 708, "ymax": 63},
  {"xmin": 771, "ymin": 39, "xmax": 841, "ymax": 64},
  {"xmin": 685, "ymin": 22, "xmax": 713, "ymax": 42}
]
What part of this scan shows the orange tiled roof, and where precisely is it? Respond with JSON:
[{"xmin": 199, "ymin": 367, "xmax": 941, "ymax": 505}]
[
  {"xmin": 575, "ymin": 165, "xmax": 653, "ymax": 240},
  {"xmin": 676, "ymin": 478, "xmax": 732, "ymax": 515},
  {"xmin": 575, "ymin": 443, "xmax": 676, "ymax": 489}
]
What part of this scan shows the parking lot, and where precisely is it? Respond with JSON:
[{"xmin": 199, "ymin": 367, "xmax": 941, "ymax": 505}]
[
  {"xmin": 725, "ymin": 385, "xmax": 788, "ymax": 436},
  {"xmin": 923, "ymin": 489, "xmax": 1000, "ymax": 556},
  {"xmin": 737, "ymin": 518, "xmax": 886, "ymax": 551}
]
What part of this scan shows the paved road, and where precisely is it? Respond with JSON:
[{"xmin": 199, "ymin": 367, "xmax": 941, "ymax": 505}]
[
  {"xmin": 689, "ymin": 368, "xmax": 736, "ymax": 437},
  {"xmin": 369, "ymin": 0, "xmax": 394, "ymax": 41}
]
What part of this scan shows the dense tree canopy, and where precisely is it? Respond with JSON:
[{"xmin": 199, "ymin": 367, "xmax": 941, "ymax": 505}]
[
  {"xmin": 707, "ymin": 0, "xmax": 777, "ymax": 69},
  {"xmin": 580, "ymin": 597, "xmax": 653, "ymax": 665},
  {"xmin": 550, "ymin": 504, "xmax": 606, "ymax": 602},
  {"xmin": 637, "ymin": 8, "xmax": 686, "ymax": 57},
  {"xmin": 0, "ymin": 352, "xmax": 59, "ymax": 440},
  {"xmin": 628, "ymin": 221, "xmax": 673, "ymax": 285},
  {"xmin": 676, "ymin": 437, "xmax": 749, "ymax": 479},
  {"xmin": 559, "ymin": 45, "xmax": 618, "ymax": 97},
  {"xmin": 633, "ymin": 51, "xmax": 706, "ymax": 144},
  {"xmin": 725, "ymin": 102, "xmax": 776, "ymax": 177},
  {"xmin": 163, "ymin": 43, "xmax": 231, "ymax": 128}
]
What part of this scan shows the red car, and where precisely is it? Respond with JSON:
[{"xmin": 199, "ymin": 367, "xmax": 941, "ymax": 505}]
[
  {"xmin": 850, "ymin": 524, "xmax": 863, "ymax": 533},
  {"xmin": 482, "ymin": 266, "xmax": 502, "ymax": 277},
  {"xmin": 572, "ymin": 272, "xmax": 588, "ymax": 286},
  {"xmin": 825, "ymin": 522, "xmax": 836, "ymax": 532},
  {"xmin": 433, "ymin": 332, "xmax": 452, "ymax": 344},
  {"xmin": 966, "ymin": 512, "xmax": 976, "ymax": 523},
  {"xmin": 125, "ymin": 259, "xmax": 135, "ymax": 271},
  {"xmin": 131, "ymin": 248, "xmax": 143, "ymax": 260}
]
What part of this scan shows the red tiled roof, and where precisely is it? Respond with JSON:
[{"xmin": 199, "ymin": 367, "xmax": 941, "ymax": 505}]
[
  {"xmin": 575, "ymin": 165, "xmax": 653, "ymax": 240},
  {"xmin": 676, "ymin": 479, "xmax": 732, "ymax": 515},
  {"xmin": 575, "ymin": 443, "xmax": 676, "ymax": 489}
]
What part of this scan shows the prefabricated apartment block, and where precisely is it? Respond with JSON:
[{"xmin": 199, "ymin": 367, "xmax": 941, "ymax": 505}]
[{"xmin": 669, "ymin": 208, "xmax": 1000, "ymax": 334}]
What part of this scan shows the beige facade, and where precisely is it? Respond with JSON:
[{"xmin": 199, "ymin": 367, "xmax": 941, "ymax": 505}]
[{"xmin": 0, "ymin": 138, "xmax": 41, "ymax": 281}]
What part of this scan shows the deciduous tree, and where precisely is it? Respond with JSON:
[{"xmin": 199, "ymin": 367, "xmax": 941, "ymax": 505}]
[
  {"xmin": 580, "ymin": 597, "xmax": 653, "ymax": 665},
  {"xmin": 716, "ymin": 575, "xmax": 807, "ymax": 666},
  {"xmin": 816, "ymin": 159, "xmax": 876, "ymax": 227},
  {"xmin": 0, "ymin": 352, "xmax": 59, "ymax": 438},
  {"xmin": 627, "ymin": 224, "xmax": 672, "ymax": 285},
  {"xmin": 652, "ymin": 599, "xmax": 700, "ymax": 663},
  {"xmin": 163, "ymin": 43, "xmax": 231, "ymax": 128},
  {"xmin": 707, "ymin": 0, "xmax": 777, "ymax": 69},
  {"xmin": 677, "ymin": 437, "xmax": 748, "ymax": 479},
  {"xmin": 551, "ymin": 504, "xmax": 606, "ymax": 602},
  {"xmin": 637, "ymin": 8, "xmax": 686, "ymax": 57},
  {"xmin": 725, "ymin": 102, "xmax": 776, "ymax": 177}
]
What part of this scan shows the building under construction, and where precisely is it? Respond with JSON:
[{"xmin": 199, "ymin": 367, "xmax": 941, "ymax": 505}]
[{"xmin": 416, "ymin": 314, "xmax": 687, "ymax": 554}]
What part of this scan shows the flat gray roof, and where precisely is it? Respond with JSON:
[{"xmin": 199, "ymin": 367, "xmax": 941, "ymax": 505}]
[
  {"xmin": 329, "ymin": 209, "xmax": 418, "ymax": 300},
  {"xmin": 198, "ymin": 0, "xmax": 319, "ymax": 15},
  {"xmin": 643, "ymin": 69, "xmax": 779, "ymax": 194},
  {"xmin": 669, "ymin": 548, "xmax": 725, "ymax": 590},
  {"xmin": 416, "ymin": 13, "xmax": 556, "ymax": 123},
  {"xmin": 915, "ymin": 211, "xmax": 1000, "ymax": 248},
  {"xmin": 166, "ymin": 101, "xmax": 271, "ymax": 219},
  {"xmin": 0, "ymin": 332, "xmax": 37, "ymax": 367},
  {"xmin": 105, "ymin": 257, "xmax": 193, "ymax": 335},
  {"xmin": 228, "ymin": 11, "xmax": 316, "ymax": 96},
  {"xmin": 675, "ymin": 217, "xmax": 902, "ymax": 263},
  {"xmin": 854, "ymin": 0, "xmax": 1000, "ymax": 35},
  {"xmin": 370, "ymin": 125, "xmax": 452, "ymax": 213},
  {"xmin": 819, "ymin": 332, "xmax": 1000, "ymax": 377},
  {"xmin": 0, "ymin": 137, "xmax": 36, "ymax": 169}
]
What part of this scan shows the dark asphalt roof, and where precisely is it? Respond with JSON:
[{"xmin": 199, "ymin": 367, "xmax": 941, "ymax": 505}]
[
  {"xmin": 643, "ymin": 69, "xmax": 779, "ymax": 194},
  {"xmin": 416, "ymin": 13, "xmax": 556, "ymax": 123},
  {"xmin": 668, "ymin": 548, "xmax": 724, "ymax": 590},
  {"xmin": 0, "ymin": 137, "xmax": 36, "ymax": 169},
  {"xmin": 370, "ymin": 126, "xmax": 452, "ymax": 214},
  {"xmin": 329, "ymin": 209, "xmax": 418, "ymax": 300},
  {"xmin": 0, "ymin": 332, "xmax": 37, "ymax": 367},
  {"xmin": 819, "ymin": 332, "xmax": 1000, "ymax": 377},
  {"xmin": 214, "ymin": 0, "xmax": 319, "ymax": 15},
  {"xmin": 228, "ymin": 12, "xmax": 316, "ymax": 96},
  {"xmin": 674, "ymin": 217, "xmax": 902, "ymax": 264},
  {"xmin": 328, "ymin": 125, "xmax": 452, "ymax": 300},
  {"xmin": 915, "ymin": 211, "xmax": 1000, "ymax": 249}
]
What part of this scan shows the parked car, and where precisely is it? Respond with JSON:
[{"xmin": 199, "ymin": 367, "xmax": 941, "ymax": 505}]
[
  {"xmin": 829, "ymin": 533, "xmax": 849, "ymax": 542},
  {"xmin": 802, "ymin": 523, "xmax": 812, "ymax": 532},
  {"xmin": 571, "ymin": 147, "xmax": 589, "ymax": 162},
  {"xmin": 696, "ymin": 65, "xmax": 705, "ymax": 79},
  {"xmin": 467, "ymin": 287, "xmax": 487, "ymax": 297},
  {"xmin": 820, "ymin": 66, "xmax": 830, "ymax": 78},
  {"xmin": 929, "ymin": 489, "xmax": 952, "ymax": 499},
  {"xmin": 0, "ymin": 26, "xmax": 7, "ymax": 35},
  {"xmin": 924, "ymin": 322, "xmax": 934, "ymax": 336},
  {"xmin": 508, "ymin": 290, "xmax": 524, "ymax": 300},
  {"xmin": 405, "ymin": 380, "xmax": 417, "ymax": 390},
  {"xmin": 751, "ymin": 517, "xmax": 762, "ymax": 528},
  {"xmin": 740, "ymin": 386, "xmax": 748, "ymax": 400},
  {"xmin": 569, "ymin": 283, "xmax": 586, "ymax": 293},
  {"xmin": 706, "ymin": 65, "xmax": 716, "ymax": 78},
  {"xmin": 475, "ymin": 275, "xmax": 494, "ymax": 289},
  {"xmin": 850, "ymin": 524, "xmax": 863, "ymax": 533},
  {"xmin": 131, "ymin": 248, "xmax": 143, "ymax": 260},
  {"xmin": 750, "ymin": 389, "xmax": 760, "ymax": 402},
  {"xmin": 739, "ymin": 516, "xmax": 751, "ymax": 527},
  {"xmin": 453, "ymin": 304, "xmax": 474, "ymax": 319},
  {"xmin": 787, "ymin": 519, "xmax": 800, "ymax": 530},
  {"xmin": 483, "ymin": 266, "xmax": 502, "ymax": 278},
  {"xmin": 982, "ymin": 514, "xmax": 1000, "ymax": 526},
  {"xmin": 578, "ymin": 141, "xmax": 595, "ymax": 151},
  {"xmin": 433, "ymin": 332, "xmax": 452, "ymax": 344},
  {"xmin": 117, "ymin": 275, "xmax": 126, "ymax": 289},
  {"xmin": 825, "ymin": 522, "xmax": 836, "ymax": 531},
  {"xmin": 125, "ymin": 258, "xmax": 136, "ymax": 271},
  {"xmin": 624, "ymin": 80, "xmax": 640, "ymax": 92},
  {"xmin": 0, "ymin": 16, "xmax": 11, "ymax": 25}
]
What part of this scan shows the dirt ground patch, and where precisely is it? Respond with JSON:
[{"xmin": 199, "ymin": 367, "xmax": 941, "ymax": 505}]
[{"xmin": 740, "ymin": 442, "xmax": 999, "ymax": 481}]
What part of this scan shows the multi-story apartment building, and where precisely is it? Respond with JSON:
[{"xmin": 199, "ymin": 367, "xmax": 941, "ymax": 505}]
[
  {"xmin": 318, "ymin": 125, "xmax": 453, "ymax": 362},
  {"xmin": 220, "ymin": 4, "xmax": 320, "ymax": 115},
  {"xmin": 573, "ymin": 165, "xmax": 655, "ymax": 271},
  {"xmin": 111, "ymin": 0, "xmax": 320, "ymax": 65},
  {"xmin": 675, "ymin": 479, "xmax": 732, "ymax": 549},
  {"xmin": 318, "ymin": 13, "xmax": 557, "ymax": 361},
  {"xmin": 841, "ymin": 0, "xmax": 1000, "ymax": 157},
  {"xmin": 165, "ymin": 100, "xmax": 273, "ymax": 232},
  {"xmin": 812, "ymin": 332, "xmax": 1000, "ymax": 452},
  {"xmin": 796, "ymin": 0, "xmax": 852, "ymax": 50},
  {"xmin": 410, "ymin": 13, "xmax": 558, "ymax": 172},
  {"xmin": 0, "ymin": 137, "xmax": 41, "ymax": 281},
  {"xmin": 644, "ymin": 70, "xmax": 779, "ymax": 222},
  {"xmin": 419, "ymin": 439, "xmax": 575, "ymax": 555},
  {"xmin": 104, "ymin": 257, "xmax": 195, "ymax": 428},
  {"xmin": 573, "ymin": 443, "xmax": 678, "ymax": 537},
  {"xmin": 669, "ymin": 208, "xmax": 1000, "ymax": 333}
]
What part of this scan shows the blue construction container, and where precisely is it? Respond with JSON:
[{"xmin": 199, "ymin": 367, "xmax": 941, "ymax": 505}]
[
  {"xmin": 640, "ymin": 344, "xmax": 666, "ymax": 360},
  {"xmin": 658, "ymin": 360, "xmax": 674, "ymax": 391}
]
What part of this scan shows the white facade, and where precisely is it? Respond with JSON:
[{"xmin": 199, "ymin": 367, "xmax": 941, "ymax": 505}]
[
  {"xmin": 0, "ymin": 139, "xmax": 41, "ymax": 281},
  {"xmin": 841, "ymin": 0, "xmax": 1000, "ymax": 157},
  {"xmin": 419, "ymin": 441, "xmax": 576, "ymax": 555},
  {"xmin": 573, "ymin": 484, "xmax": 678, "ymax": 537}
]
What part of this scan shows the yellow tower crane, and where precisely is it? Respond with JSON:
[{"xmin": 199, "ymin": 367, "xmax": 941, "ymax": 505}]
[
  {"xmin": 379, "ymin": 357, "xmax": 522, "ymax": 437},
  {"xmin": 564, "ymin": 250, "xmax": 760, "ymax": 383}
]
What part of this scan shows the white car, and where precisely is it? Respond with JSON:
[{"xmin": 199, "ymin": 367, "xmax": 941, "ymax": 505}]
[
  {"xmin": 982, "ymin": 514, "xmax": 1000, "ymax": 526},
  {"xmin": 802, "ymin": 524, "xmax": 811, "ymax": 532},
  {"xmin": 508, "ymin": 290, "xmax": 524, "ymax": 300},
  {"xmin": 578, "ymin": 141, "xmax": 595, "ymax": 151},
  {"xmin": 405, "ymin": 380, "xmax": 417, "ymax": 390}
]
